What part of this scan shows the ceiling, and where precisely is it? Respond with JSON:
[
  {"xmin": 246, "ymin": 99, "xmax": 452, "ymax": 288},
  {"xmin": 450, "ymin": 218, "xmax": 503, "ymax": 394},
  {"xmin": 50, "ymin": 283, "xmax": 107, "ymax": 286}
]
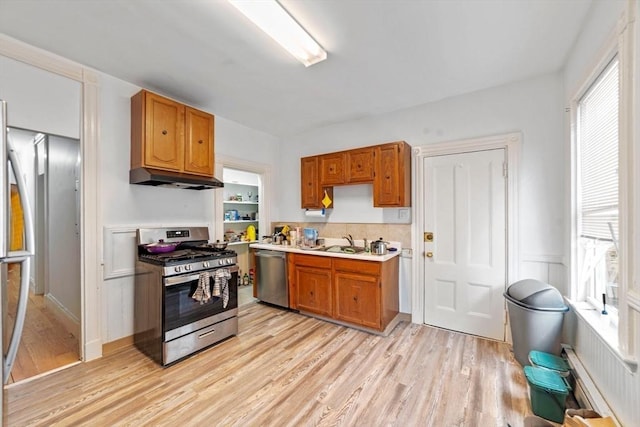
[{"xmin": 0, "ymin": 0, "xmax": 593, "ymax": 138}]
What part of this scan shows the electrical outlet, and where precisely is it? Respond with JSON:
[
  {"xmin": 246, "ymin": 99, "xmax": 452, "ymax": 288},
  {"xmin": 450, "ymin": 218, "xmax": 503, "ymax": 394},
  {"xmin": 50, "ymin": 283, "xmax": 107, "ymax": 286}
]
[{"xmin": 398, "ymin": 208, "xmax": 410, "ymax": 221}]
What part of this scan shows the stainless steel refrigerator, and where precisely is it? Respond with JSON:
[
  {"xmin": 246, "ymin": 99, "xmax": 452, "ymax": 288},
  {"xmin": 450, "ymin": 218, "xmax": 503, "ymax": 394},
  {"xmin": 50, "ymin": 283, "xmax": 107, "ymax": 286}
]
[{"xmin": 0, "ymin": 99, "xmax": 35, "ymax": 409}]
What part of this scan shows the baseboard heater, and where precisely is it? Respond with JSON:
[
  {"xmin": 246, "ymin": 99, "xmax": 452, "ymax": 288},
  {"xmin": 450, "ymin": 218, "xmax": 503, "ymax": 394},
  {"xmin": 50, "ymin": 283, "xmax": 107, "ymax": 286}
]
[{"xmin": 562, "ymin": 346, "xmax": 620, "ymax": 426}]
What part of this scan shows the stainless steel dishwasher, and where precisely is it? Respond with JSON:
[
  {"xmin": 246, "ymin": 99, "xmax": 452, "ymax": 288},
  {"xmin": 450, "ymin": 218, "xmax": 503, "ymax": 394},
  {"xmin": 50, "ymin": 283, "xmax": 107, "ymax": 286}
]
[{"xmin": 255, "ymin": 250, "xmax": 289, "ymax": 308}]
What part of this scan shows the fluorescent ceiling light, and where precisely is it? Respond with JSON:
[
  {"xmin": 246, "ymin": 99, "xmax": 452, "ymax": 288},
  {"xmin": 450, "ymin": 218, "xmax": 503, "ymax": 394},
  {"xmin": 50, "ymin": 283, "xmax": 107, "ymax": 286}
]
[{"xmin": 228, "ymin": 0, "xmax": 327, "ymax": 67}]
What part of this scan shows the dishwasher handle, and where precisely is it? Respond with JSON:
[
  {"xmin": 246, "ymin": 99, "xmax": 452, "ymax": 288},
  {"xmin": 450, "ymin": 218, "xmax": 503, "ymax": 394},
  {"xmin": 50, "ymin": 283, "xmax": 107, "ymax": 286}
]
[{"xmin": 255, "ymin": 250, "xmax": 286, "ymax": 259}]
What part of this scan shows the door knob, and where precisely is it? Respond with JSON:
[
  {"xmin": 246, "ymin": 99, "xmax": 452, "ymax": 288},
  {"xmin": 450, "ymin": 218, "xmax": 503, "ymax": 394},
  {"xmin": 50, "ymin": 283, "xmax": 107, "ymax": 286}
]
[{"xmin": 426, "ymin": 251, "xmax": 433, "ymax": 258}]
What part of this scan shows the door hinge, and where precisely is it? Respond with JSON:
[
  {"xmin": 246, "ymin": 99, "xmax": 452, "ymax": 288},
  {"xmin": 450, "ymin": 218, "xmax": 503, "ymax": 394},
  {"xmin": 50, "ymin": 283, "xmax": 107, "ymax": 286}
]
[{"xmin": 502, "ymin": 162, "xmax": 508, "ymax": 178}]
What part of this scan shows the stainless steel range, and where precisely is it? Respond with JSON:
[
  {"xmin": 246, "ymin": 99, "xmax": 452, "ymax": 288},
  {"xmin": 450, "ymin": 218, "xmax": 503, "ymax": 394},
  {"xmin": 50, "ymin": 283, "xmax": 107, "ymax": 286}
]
[{"xmin": 134, "ymin": 226, "xmax": 238, "ymax": 366}]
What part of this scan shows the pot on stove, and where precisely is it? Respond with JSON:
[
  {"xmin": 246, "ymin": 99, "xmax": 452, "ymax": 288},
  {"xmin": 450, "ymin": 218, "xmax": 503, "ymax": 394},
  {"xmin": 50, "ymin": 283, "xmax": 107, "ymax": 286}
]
[{"xmin": 144, "ymin": 239, "xmax": 179, "ymax": 254}]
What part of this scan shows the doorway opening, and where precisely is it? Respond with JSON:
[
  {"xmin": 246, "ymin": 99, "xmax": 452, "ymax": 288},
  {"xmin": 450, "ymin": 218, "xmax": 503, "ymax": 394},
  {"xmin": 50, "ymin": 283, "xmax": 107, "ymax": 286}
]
[
  {"xmin": 216, "ymin": 158, "xmax": 271, "ymax": 308},
  {"xmin": 5, "ymin": 127, "xmax": 81, "ymax": 383}
]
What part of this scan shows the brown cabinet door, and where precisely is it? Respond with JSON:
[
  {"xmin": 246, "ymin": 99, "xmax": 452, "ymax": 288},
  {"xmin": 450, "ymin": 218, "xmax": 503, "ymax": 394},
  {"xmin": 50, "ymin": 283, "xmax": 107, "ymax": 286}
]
[
  {"xmin": 320, "ymin": 153, "xmax": 346, "ymax": 185},
  {"xmin": 346, "ymin": 148, "xmax": 374, "ymax": 183},
  {"xmin": 301, "ymin": 156, "xmax": 321, "ymax": 208},
  {"xmin": 144, "ymin": 92, "xmax": 185, "ymax": 171},
  {"xmin": 295, "ymin": 266, "xmax": 332, "ymax": 317},
  {"xmin": 374, "ymin": 142, "xmax": 411, "ymax": 207},
  {"xmin": 184, "ymin": 107, "xmax": 214, "ymax": 176},
  {"xmin": 334, "ymin": 272, "xmax": 380, "ymax": 329}
]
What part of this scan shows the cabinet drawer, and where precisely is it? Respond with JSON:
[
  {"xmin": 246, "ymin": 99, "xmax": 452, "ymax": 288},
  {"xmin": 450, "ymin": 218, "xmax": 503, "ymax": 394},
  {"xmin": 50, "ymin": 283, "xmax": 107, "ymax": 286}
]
[
  {"xmin": 333, "ymin": 258, "xmax": 380, "ymax": 275},
  {"xmin": 293, "ymin": 253, "xmax": 332, "ymax": 269}
]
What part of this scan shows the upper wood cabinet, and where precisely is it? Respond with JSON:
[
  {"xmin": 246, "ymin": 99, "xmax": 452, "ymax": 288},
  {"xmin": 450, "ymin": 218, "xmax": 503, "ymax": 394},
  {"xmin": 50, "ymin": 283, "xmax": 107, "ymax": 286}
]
[
  {"xmin": 131, "ymin": 89, "xmax": 215, "ymax": 177},
  {"xmin": 300, "ymin": 141, "xmax": 410, "ymax": 208},
  {"xmin": 373, "ymin": 141, "xmax": 411, "ymax": 207},
  {"xmin": 301, "ymin": 156, "xmax": 322, "ymax": 208},
  {"xmin": 301, "ymin": 156, "xmax": 334, "ymax": 209},
  {"xmin": 184, "ymin": 107, "xmax": 215, "ymax": 176},
  {"xmin": 320, "ymin": 153, "xmax": 346, "ymax": 185},
  {"xmin": 346, "ymin": 147, "xmax": 375, "ymax": 183}
]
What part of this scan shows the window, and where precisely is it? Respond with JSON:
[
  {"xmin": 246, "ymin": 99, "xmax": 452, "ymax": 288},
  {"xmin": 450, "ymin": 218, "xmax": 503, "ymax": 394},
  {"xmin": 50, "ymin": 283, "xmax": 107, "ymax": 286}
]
[{"xmin": 576, "ymin": 56, "xmax": 619, "ymax": 312}]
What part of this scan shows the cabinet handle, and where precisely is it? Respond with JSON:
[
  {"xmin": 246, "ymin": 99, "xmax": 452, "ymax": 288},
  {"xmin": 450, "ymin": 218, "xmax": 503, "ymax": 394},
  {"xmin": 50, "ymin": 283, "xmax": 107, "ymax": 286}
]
[
  {"xmin": 198, "ymin": 139, "xmax": 203, "ymax": 144},
  {"xmin": 162, "ymin": 130, "xmax": 167, "ymax": 135}
]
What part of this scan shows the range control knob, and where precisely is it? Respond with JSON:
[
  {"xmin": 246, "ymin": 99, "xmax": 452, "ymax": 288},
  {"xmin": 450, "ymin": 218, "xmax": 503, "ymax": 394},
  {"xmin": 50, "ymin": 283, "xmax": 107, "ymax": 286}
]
[
  {"xmin": 174, "ymin": 266, "xmax": 182, "ymax": 273},
  {"xmin": 185, "ymin": 265, "xmax": 192, "ymax": 271},
  {"xmin": 203, "ymin": 261, "xmax": 210, "ymax": 268},
  {"xmin": 218, "ymin": 259, "xmax": 224, "ymax": 266},
  {"xmin": 227, "ymin": 258, "xmax": 233, "ymax": 265}
]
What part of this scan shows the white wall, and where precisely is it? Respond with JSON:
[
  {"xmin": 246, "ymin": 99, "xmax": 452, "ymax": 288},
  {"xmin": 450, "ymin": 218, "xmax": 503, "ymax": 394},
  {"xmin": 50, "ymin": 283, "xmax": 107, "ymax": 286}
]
[
  {"xmin": 277, "ymin": 72, "xmax": 565, "ymax": 283},
  {"xmin": 99, "ymin": 72, "xmax": 280, "ymax": 342},
  {"xmin": 47, "ymin": 135, "xmax": 81, "ymax": 319},
  {"xmin": 0, "ymin": 55, "xmax": 81, "ymax": 138}
]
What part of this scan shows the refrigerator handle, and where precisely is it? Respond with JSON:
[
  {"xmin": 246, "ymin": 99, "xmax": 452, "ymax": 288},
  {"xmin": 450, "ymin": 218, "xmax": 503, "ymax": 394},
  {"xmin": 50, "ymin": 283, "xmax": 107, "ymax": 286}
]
[{"xmin": 3, "ymin": 132, "xmax": 36, "ymax": 383}]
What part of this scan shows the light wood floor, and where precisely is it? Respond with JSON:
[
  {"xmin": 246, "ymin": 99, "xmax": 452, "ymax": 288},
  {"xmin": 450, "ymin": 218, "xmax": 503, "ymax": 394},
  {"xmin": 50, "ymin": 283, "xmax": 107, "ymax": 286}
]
[
  {"xmin": 6, "ymin": 264, "xmax": 79, "ymax": 383},
  {"xmin": 5, "ymin": 302, "xmax": 532, "ymax": 426}
]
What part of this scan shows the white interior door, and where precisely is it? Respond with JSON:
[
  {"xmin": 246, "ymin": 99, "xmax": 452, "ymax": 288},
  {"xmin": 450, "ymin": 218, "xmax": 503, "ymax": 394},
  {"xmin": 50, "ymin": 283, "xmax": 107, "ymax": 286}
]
[{"xmin": 423, "ymin": 148, "xmax": 506, "ymax": 340}]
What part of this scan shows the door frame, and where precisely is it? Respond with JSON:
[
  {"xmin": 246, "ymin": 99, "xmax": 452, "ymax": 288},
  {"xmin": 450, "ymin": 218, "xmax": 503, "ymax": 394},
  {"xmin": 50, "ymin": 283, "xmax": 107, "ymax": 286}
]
[
  {"xmin": 411, "ymin": 132, "xmax": 521, "ymax": 331},
  {"xmin": 0, "ymin": 35, "xmax": 101, "ymax": 361}
]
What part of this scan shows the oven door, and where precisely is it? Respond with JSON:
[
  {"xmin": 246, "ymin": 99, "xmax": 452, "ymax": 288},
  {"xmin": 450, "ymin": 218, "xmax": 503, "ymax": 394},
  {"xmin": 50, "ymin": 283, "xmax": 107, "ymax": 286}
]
[{"xmin": 163, "ymin": 265, "xmax": 238, "ymax": 336}]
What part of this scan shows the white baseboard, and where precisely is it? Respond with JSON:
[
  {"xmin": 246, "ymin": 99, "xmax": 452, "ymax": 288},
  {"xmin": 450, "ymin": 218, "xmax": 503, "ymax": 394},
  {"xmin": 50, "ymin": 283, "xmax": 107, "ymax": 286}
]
[{"xmin": 44, "ymin": 294, "xmax": 80, "ymax": 338}]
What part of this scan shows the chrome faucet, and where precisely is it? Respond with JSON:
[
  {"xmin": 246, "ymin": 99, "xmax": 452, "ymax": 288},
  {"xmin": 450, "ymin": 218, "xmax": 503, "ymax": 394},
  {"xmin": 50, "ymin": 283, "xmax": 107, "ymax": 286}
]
[{"xmin": 343, "ymin": 234, "xmax": 354, "ymax": 247}]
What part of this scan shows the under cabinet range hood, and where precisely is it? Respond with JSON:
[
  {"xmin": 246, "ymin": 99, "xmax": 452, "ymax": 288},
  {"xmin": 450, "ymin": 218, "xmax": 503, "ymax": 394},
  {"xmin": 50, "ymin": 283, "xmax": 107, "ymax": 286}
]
[{"xmin": 130, "ymin": 167, "xmax": 224, "ymax": 190}]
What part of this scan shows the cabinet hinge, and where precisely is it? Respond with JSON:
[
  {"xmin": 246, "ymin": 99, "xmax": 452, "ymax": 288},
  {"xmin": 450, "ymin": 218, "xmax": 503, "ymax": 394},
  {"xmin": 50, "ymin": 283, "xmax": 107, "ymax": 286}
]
[{"xmin": 502, "ymin": 162, "xmax": 508, "ymax": 178}]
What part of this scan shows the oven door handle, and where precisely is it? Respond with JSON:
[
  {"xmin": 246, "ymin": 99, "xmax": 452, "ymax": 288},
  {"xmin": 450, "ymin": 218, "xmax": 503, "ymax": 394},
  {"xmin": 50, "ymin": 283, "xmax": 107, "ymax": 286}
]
[
  {"xmin": 164, "ymin": 265, "xmax": 239, "ymax": 287},
  {"xmin": 165, "ymin": 274, "xmax": 201, "ymax": 286}
]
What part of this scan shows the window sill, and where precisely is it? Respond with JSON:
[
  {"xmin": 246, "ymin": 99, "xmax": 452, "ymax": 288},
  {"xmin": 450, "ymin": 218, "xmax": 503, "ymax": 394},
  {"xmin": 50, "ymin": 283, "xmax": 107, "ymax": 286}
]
[{"xmin": 566, "ymin": 298, "xmax": 638, "ymax": 373}]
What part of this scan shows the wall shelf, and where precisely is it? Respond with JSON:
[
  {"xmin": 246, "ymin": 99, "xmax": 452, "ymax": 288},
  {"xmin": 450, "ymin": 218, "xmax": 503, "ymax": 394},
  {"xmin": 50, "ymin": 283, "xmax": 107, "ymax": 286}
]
[
  {"xmin": 223, "ymin": 201, "xmax": 258, "ymax": 205},
  {"xmin": 224, "ymin": 220, "xmax": 258, "ymax": 224}
]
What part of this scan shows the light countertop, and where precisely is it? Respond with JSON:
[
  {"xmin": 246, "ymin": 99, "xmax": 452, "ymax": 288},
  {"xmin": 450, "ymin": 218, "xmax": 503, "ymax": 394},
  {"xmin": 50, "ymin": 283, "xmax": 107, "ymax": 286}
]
[{"xmin": 249, "ymin": 240, "xmax": 401, "ymax": 262}]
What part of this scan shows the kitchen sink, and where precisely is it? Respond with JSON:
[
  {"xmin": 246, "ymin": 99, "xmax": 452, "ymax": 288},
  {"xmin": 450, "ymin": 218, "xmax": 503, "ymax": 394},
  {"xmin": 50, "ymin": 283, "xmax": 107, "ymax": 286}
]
[{"xmin": 322, "ymin": 245, "xmax": 367, "ymax": 254}]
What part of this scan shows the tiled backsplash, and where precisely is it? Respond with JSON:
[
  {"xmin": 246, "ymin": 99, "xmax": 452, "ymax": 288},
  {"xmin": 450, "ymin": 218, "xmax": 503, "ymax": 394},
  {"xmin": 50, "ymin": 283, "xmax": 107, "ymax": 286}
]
[{"xmin": 271, "ymin": 222, "xmax": 412, "ymax": 249}]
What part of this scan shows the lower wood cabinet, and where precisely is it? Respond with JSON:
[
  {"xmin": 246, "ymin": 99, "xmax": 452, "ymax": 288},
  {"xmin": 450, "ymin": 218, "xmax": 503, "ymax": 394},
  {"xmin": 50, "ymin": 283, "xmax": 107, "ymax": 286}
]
[
  {"xmin": 295, "ymin": 266, "xmax": 332, "ymax": 317},
  {"xmin": 334, "ymin": 271, "xmax": 380, "ymax": 329},
  {"xmin": 289, "ymin": 253, "xmax": 399, "ymax": 332}
]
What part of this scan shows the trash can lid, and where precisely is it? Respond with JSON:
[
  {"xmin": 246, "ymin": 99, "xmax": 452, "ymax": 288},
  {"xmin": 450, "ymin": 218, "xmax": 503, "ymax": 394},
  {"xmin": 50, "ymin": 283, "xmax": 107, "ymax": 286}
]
[
  {"xmin": 505, "ymin": 279, "xmax": 568, "ymax": 311},
  {"xmin": 524, "ymin": 366, "xmax": 569, "ymax": 395},
  {"xmin": 529, "ymin": 350, "xmax": 570, "ymax": 373}
]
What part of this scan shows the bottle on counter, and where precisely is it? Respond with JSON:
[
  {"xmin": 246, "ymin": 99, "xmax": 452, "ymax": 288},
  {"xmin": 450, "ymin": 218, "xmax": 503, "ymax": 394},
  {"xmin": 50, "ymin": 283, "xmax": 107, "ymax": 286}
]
[{"xmin": 243, "ymin": 273, "xmax": 250, "ymax": 286}]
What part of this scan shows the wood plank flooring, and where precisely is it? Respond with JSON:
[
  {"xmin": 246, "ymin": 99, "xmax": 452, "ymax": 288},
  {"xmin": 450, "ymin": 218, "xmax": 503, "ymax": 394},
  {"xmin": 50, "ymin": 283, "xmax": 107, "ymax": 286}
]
[
  {"xmin": 6, "ymin": 264, "xmax": 80, "ymax": 383},
  {"xmin": 5, "ymin": 302, "xmax": 532, "ymax": 426}
]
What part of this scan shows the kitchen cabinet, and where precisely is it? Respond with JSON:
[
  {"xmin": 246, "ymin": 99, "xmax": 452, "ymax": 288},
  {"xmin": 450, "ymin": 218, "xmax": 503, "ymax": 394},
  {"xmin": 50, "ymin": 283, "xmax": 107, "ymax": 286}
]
[
  {"xmin": 184, "ymin": 107, "xmax": 215, "ymax": 176},
  {"xmin": 300, "ymin": 141, "xmax": 410, "ymax": 208},
  {"xmin": 301, "ymin": 156, "xmax": 333, "ymax": 209},
  {"xmin": 334, "ymin": 270, "xmax": 380, "ymax": 329},
  {"xmin": 291, "ymin": 254, "xmax": 332, "ymax": 317},
  {"xmin": 346, "ymin": 147, "xmax": 375, "ymax": 183},
  {"xmin": 131, "ymin": 89, "xmax": 214, "ymax": 176},
  {"xmin": 373, "ymin": 141, "xmax": 411, "ymax": 207},
  {"xmin": 320, "ymin": 152, "xmax": 346, "ymax": 185},
  {"xmin": 288, "ymin": 253, "xmax": 399, "ymax": 332}
]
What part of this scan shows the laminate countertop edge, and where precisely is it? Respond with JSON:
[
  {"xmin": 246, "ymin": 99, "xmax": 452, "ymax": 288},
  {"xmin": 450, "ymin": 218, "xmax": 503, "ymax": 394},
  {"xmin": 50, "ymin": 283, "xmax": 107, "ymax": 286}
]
[{"xmin": 249, "ymin": 243, "xmax": 401, "ymax": 262}]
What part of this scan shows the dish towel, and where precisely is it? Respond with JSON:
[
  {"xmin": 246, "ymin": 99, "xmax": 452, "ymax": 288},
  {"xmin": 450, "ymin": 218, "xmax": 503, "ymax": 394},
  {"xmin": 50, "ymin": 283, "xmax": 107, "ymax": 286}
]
[
  {"xmin": 192, "ymin": 271, "xmax": 211, "ymax": 304},
  {"xmin": 213, "ymin": 268, "xmax": 231, "ymax": 308}
]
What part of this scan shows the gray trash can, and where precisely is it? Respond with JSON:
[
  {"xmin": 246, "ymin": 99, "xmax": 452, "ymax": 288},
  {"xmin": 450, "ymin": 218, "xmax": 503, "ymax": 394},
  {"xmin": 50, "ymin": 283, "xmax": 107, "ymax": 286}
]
[{"xmin": 504, "ymin": 279, "xmax": 569, "ymax": 366}]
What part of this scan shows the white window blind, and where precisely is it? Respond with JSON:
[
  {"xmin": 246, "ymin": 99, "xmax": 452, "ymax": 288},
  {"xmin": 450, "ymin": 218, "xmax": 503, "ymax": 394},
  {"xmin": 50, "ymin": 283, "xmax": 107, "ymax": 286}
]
[{"xmin": 578, "ymin": 57, "xmax": 619, "ymax": 241}]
